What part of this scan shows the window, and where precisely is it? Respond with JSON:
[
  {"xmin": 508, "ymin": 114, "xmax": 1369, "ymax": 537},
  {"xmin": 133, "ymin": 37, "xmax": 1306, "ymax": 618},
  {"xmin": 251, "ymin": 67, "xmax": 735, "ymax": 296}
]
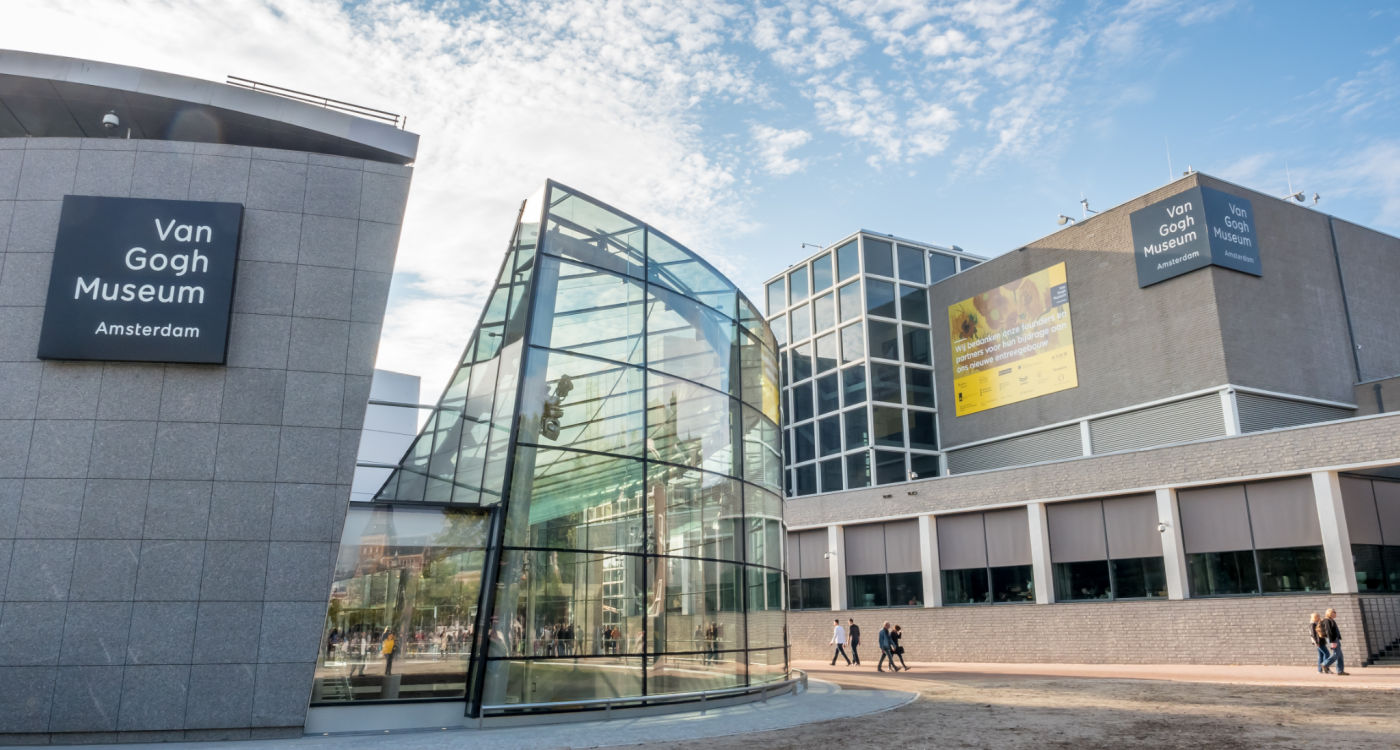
[
  {"xmin": 872, "ymin": 406, "xmax": 904, "ymax": 448},
  {"xmin": 812, "ymin": 253, "xmax": 833, "ymax": 292},
  {"xmin": 908, "ymin": 452, "xmax": 939, "ymax": 480},
  {"xmin": 870, "ymin": 363, "xmax": 902, "ymax": 403},
  {"xmin": 789, "ymin": 266, "xmax": 809, "ymax": 303},
  {"xmin": 766, "ymin": 279, "xmax": 785, "ymax": 315},
  {"xmin": 815, "ymin": 332, "xmax": 838, "ymax": 374},
  {"xmin": 938, "ymin": 509, "xmax": 1034, "ymax": 605},
  {"xmin": 843, "ymin": 407, "xmax": 868, "ymax": 450},
  {"xmin": 902, "ymin": 325, "xmax": 931, "ymax": 366},
  {"xmin": 897, "ymin": 245, "xmax": 925, "ymax": 283},
  {"xmin": 899, "ymin": 285, "xmax": 928, "ymax": 324},
  {"xmin": 845, "ymin": 451, "xmax": 871, "ymax": 488},
  {"xmin": 905, "ymin": 368, "xmax": 933, "ymax": 408},
  {"xmin": 771, "ymin": 314, "xmax": 786, "ymax": 347},
  {"xmin": 868, "ymin": 319, "xmax": 900, "ymax": 360},
  {"xmin": 813, "ymin": 292, "xmax": 835, "ymax": 332},
  {"xmin": 929, "ymin": 253, "xmax": 956, "ymax": 282},
  {"xmin": 791, "ymin": 342, "xmax": 812, "ymax": 383},
  {"xmin": 1341, "ymin": 476, "xmax": 1400, "ymax": 592},
  {"xmin": 874, "ymin": 449, "xmax": 905, "ymax": 485},
  {"xmin": 795, "ymin": 464, "xmax": 816, "ymax": 495},
  {"xmin": 1179, "ymin": 477, "xmax": 1330, "ymax": 597},
  {"xmin": 793, "ymin": 421, "xmax": 815, "ymax": 463},
  {"xmin": 907, "ymin": 410, "xmax": 937, "ymax": 451},
  {"xmin": 1048, "ymin": 495, "xmax": 1165, "ymax": 602},
  {"xmin": 865, "ymin": 279, "xmax": 896, "ymax": 318},
  {"xmin": 788, "ymin": 529, "xmax": 831, "ymax": 610},
  {"xmin": 845, "ymin": 521, "xmax": 922, "ymax": 608},
  {"xmin": 816, "ymin": 372, "xmax": 840, "ymax": 414},
  {"xmin": 863, "ymin": 238, "xmax": 893, "ymax": 277},
  {"xmin": 838, "ymin": 281, "xmax": 861, "ymax": 323},
  {"xmin": 840, "ymin": 323, "xmax": 864, "ymax": 364},
  {"xmin": 818, "ymin": 415, "xmax": 841, "ymax": 457},
  {"xmin": 841, "ymin": 365, "xmax": 866, "ymax": 405},
  {"xmin": 790, "ymin": 302, "xmax": 811, "ymax": 342},
  {"xmin": 819, "ymin": 457, "xmax": 843, "ymax": 492},
  {"xmin": 836, "ymin": 240, "xmax": 860, "ymax": 281}
]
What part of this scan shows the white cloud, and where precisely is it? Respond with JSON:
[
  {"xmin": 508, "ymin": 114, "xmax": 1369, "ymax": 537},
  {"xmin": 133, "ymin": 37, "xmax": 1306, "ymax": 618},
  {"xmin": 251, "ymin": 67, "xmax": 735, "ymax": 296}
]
[{"xmin": 751, "ymin": 124, "xmax": 813, "ymax": 175}]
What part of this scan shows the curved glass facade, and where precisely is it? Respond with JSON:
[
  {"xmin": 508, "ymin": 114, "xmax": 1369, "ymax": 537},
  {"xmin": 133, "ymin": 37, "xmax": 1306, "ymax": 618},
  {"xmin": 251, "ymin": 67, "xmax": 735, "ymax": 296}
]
[{"xmin": 315, "ymin": 182, "xmax": 786, "ymax": 714}]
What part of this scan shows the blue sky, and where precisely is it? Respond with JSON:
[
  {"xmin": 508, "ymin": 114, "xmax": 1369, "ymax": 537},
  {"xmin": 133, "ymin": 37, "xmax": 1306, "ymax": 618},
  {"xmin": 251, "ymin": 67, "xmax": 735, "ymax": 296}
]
[{"xmin": 5, "ymin": 1, "xmax": 1399, "ymax": 399}]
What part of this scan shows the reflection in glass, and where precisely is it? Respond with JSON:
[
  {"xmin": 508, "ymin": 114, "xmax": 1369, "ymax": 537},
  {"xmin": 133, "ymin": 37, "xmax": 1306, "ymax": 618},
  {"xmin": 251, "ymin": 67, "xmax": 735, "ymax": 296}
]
[
  {"xmin": 794, "ymin": 422, "xmax": 815, "ymax": 463},
  {"xmin": 790, "ymin": 303, "xmax": 811, "ymax": 342},
  {"xmin": 741, "ymin": 405, "xmax": 782, "ymax": 493},
  {"xmin": 766, "ymin": 280, "xmax": 785, "ymax": 316},
  {"xmin": 789, "ymin": 266, "xmax": 809, "ymax": 303},
  {"xmin": 516, "ymin": 347, "xmax": 644, "ymax": 456},
  {"xmin": 836, "ymin": 240, "xmax": 860, "ymax": 280},
  {"xmin": 791, "ymin": 342, "xmax": 813, "ymax": 383},
  {"xmin": 872, "ymin": 406, "xmax": 904, "ymax": 448},
  {"xmin": 546, "ymin": 186, "xmax": 644, "ymax": 278},
  {"xmin": 647, "ymin": 463, "xmax": 741, "ymax": 560},
  {"xmin": 813, "ymin": 292, "xmax": 835, "ymax": 332},
  {"xmin": 840, "ymin": 323, "xmax": 864, "ymax": 364},
  {"xmin": 909, "ymin": 452, "xmax": 940, "ymax": 480},
  {"xmin": 772, "ymin": 314, "xmax": 787, "ymax": 347},
  {"xmin": 902, "ymin": 326, "xmax": 931, "ymax": 366},
  {"xmin": 819, "ymin": 457, "xmax": 843, "ymax": 492},
  {"xmin": 817, "ymin": 373, "xmax": 840, "ymax": 415},
  {"xmin": 991, "ymin": 565, "xmax": 1035, "ymax": 602},
  {"xmin": 647, "ymin": 373, "xmax": 735, "ymax": 477},
  {"xmin": 1111, "ymin": 557, "xmax": 1167, "ymax": 598},
  {"xmin": 647, "ymin": 230, "xmax": 736, "ymax": 317},
  {"xmin": 793, "ymin": 382, "xmax": 813, "ymax": 422},
  {"xmin": 908, "ymin": 411, "xmax": 937, "ymax": 451},
  {"xmin": 842, "ymin": 366, "xmax": 866, "ymax": 406},
  {"xmin": 818, "ymin": 416, "xmax": 841, "ymax": 457},
  {"xmin": 942, "ymin": 568, "xmax": 989, "ymax": 604},
  {"xmin": 1055, "ymin": 560, "xmax": 1111, "ymax": 601},
  {"xmin": 1257, "ymin": 546, "xmax": 1330, "ymax": 593},
  {"xmin": 531, "ymin": 257, "xmax": 644, "ymax": 365},
  {"xmin": 897, "ymin": 245, "xmax": 925, "ymax": 283},
  {"xmin": 844, "ymin": 408, "xmax": 869, "ymax": 449},
  {"xmin": 796, "ymin": 464, "xmax": 816, "ymax": 495},
  {"xmin": 866, "ymin": 279, "xmax": 896, "ymax": 318},
  {"xmin": 868, "ymin": 319, "xmax": 899, "ymax": 360},
  {"xmin": 647, "ymin": 285, "xmax": 735, "ymax": 396},
  {"xmin": 863, "ymin": 238, "xmax": 893, "ymax": 277},
  {"xmin": 871, "ymin": 363, "xmax": 902, "ymax": 403},
  {"xmin": 899, "ymin": 285, "xmax": 928, "ymax": 324},
  {"xmin": 1186, "ymin": 550, "xmax": 1259, "ymax": 596},
  {"xmin": 846, "ymin": 451, "xmax": 871, "ymax": 488},
  {"xmin": 929, "ymin": 252, "xmax": 956, "ymax": 282},
  {"xmin": 848, "ymin": 574, "xmax": 888, "ymax": 608},
  {"xmin": 838, "ymin": 281, "xmax": 862, "ymax": 323},
  {"xmin": 503, "ymin": 446, "xmax": 644, "ymax": 552},
  {"xmin": 875, "ymin": 449, "xmax": 905, "ymax": 485},
  {"xmin": 811, "ymin": 253, "xmax": 833, "ymax": 292},
  {"xmin": 905, "ymin": 368, "xmax": 933, "ymax": 407},
  {"xmin": 816, "ymin": 333, "xmax": 838, "ymax": 374}
]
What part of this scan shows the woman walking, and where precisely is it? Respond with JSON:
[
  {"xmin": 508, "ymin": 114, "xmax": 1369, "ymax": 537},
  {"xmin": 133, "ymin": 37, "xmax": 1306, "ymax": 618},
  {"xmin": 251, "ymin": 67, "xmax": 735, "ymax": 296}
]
[
  {"xmin": 890, "ymin": 624, "xmax": 909, "ymax": 671},
  {"xmin": 1309, "ymin": 613, "xmax": 1331, "ymax": 674}
]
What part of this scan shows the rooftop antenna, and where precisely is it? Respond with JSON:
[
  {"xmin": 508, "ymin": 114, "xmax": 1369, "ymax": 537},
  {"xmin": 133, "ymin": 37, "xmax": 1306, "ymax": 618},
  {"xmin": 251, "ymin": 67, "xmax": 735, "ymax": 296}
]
[
  {"xmin": 1165, "ymin": 137, "xmax": 1174, "ymax": 182},
  {"xmin": 1080, "ymin": 194, "xmax": 1098, "ymax": 219},
  {"xmin": 800, "ymin": 242, "xmax": 823, "ymax": 250},
  {"xmin": 1281, "ymin": 162, "xmax": 1304, "ymax": 202}
]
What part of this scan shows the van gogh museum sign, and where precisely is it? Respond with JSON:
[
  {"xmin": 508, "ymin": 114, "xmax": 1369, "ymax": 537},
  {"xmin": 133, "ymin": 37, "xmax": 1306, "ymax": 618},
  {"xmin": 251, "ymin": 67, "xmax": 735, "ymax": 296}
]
[
  {"xmin": 37, "ymin": 195, "xmax": 243, "ymax": 363},
  {"xmin": 1129, "ymin": 186, "xmax": 1261, "ymax": 287}
]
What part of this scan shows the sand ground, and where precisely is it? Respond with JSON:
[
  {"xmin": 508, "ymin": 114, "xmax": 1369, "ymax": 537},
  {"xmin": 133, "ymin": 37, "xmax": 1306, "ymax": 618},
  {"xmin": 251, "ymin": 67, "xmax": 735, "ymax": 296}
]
[{"xmin": 663, "ymin": 660, "xmax": 1400, "ymax": 750}]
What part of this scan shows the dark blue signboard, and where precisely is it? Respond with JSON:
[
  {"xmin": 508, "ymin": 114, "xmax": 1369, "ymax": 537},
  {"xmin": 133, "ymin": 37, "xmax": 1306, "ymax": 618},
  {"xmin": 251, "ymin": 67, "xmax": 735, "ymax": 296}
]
[
  {"xmin": 37, "ymin": 195, "xmax": 243, "ymax": 363},
  {"xmin": 1129, "ymin": 186, "xmax": 1261, "ymax": 287}
]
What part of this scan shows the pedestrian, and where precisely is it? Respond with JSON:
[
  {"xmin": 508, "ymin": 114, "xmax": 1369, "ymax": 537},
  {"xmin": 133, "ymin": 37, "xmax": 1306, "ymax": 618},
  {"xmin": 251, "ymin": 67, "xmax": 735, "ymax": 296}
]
[
  {"xmin": 877, "ymin": 621, "xmax": 900, "ymax": 672},
  {"xmin": 848, "ymin": 618, "xmax": 862, "ymax": 665},
  {"xmin": 382, "ymin": 630, "xmax": 397, "ymax": 675},
  {"xmin": 891, "ymin": 624, "xmax": 909, "ymax": 671},
  {"xmin": 829, "ymin": 618, "xmax": 852, "ymax": 666},
  {"xmin": 1320, "ymin": 608, "xmax": 1349, "ymax": 676},
  {"xmin": 1309, "ymin": 613, "xmax": 1331, "ymax": 674}
]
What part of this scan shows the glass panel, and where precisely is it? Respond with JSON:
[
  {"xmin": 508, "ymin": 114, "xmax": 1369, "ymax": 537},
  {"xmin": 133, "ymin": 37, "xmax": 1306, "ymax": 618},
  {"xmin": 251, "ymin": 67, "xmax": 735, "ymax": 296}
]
[
  {"xmin": 902, "ymin": 325, "xmax": 931, "ymax": 366},
  {"xmin": 1054, "ymin": 560, "xmax": 1111, "ymax": 601},
  {"xmin": 516, "ymin": 347, "xmax": 644, "ymax": 456},
  {"xmin": 811, "ymin": 253, "xmax": 833, "ymax": 292},
  {"xmin": 1353, "ymin": 544, "xmax": 1387, "ymax": 592},
  {"xmin": 890, "ymin": 571, "xmax": 923, "ymax": 606},
  {"xmin": 844, "ymin": 408, "xmax": 869, "ymax": 449},
  {"xmin": 788, "ymin": 266, "xmax": 809, "ymax": 303},
  {"xmin": 941, "ymin": 568, "xmax": 989, "ymax": 605},
  {"xmin": 502, "ymin": 446, "xmax": 645, "ymax": 551},
  {"xmin": 530, "ymin": 257, "xmax": 644, "ymax": 365},
  {"xmin": 791, "ymin": 342, "xmax": 813, "ymax": 383},
  {"xmin": 871, "ymin": 363, "xmax": 902, "ymax": 403},
  {"xmin": 818, "ymin": 415, "xmax": 841, "ymax": 457},
  {"xmin": 749, "ymin": 647, "xmax": 789, "ymax": 684},
  {"xmin": 905, "ymin": 368, "xmax": 933, "ymax": 408},
  {"xmin": 793, "ymin": 382, "xmax": 814, "ymax": 423},
  {"xmin": 929, "ymin": 252, "xmax": 956, "ymax": 282},
  {"xmin": 990, "ymin": 564, "xmax": 1035, "ymax": 603},
  {"xmin": 739, "ymin": 330, "xmax": 780, "ymax": 423},
  {"xmin": 819, "ymin": 457, "xmax": 843, "ymax": 492},
  {"xmin": 1110, "ymin": 556, "xmax": 1167, "ymax": 598},
  {"xmin": 647, "ymin": 373, "xmax": 735, "ymax": 477},
  {"xmin": 872, "ymin": 406, "xmax": 904, "ymax": 448},
  {"xmin": 486, "ymin": 657, "xmax": 644, "ymax": 705},
  {"xmin": 908, "ymin": 410, "xmax": 937, "ymax": 450},
  {"xmin": 790, "ymin": 303, "xmax": 811, "ymax": 342},
  {"xmin": 868, "ymin": 319, "xmax": 899, "ymax": 359},
  {"xmin": 771, "ymin": 314, "xmax": 787, "ymax": 347},
  {"xmin": 649, "ymin": 651, "xmax": 744, "ymax": 694},
  {"xmin": 766, "ymin": 280, "xmax": 785, "ymax": 316},
  {"xmin": 836, "ymin": 239, "xmax": 860, "ymax": 280},
  {"xmin": 838, "ymin": 281, "xmax": 862, "ymax": 323},
  {"xmin": 1257, "ymin": 546, "xmax": 1330, "ymax": 593},
  {"xmin": 816, "ymin": 372, "xmax": 840, "ymax": 415},
  {"xmin": 842, "ymin": 365, "xmax": 866, "ymax": 405},
  {"xmin": 863, "ymin": 237, "xmax": 893, "ymax": 277},
  {"xmin": 650, "ymin": 558, "xmax": 745, "ymax": 658},
  {"xmin": 848, "ymin": 574, "xmax": 888, "ymax": 608},
  {"xmin": 545, "ymin": 186, "xmax": 644, "ymax": 278},
  {"xmin": 840, "ymin": 323, "xmax": 864, "ymax": 364},
  {"xmin": 875, "ymin": 449, "xmax": 905, "ymax": 484},
  {"xmin": 646, "ymin": 230, "xmax": 736, "ymax": 318},
  {"xmin": 799, "ymin": 578, "xmax": 831, "ymax": 609},
  {"xmin": 741, "ymin": 405, "xmax": 782, "ymax": 493},
  {"xmin": 794, "ymin": 422, "xmax": 815, "ymax": 463},
  {"xmin": 648, "ymin": 463, "xmax": 741, "ymax": 561},
  {"xmin": 813, "ymin": 292, "xmax": 835, "ymax": 332},
  {"xmin": 647, "ymin": 284, "xmax": 736, "ymax": 396},
  {"xmin": 845, "ymin": 451, "xmax": 871, "ymax": 488},
  {"xmin": 1186, "ymin": 550, "xmax": 1260, "ymax": 596},
  {"xmin": 899, "ymin": 285, "xmax": 928, "ymax": 324},
  {"xmin": 489, "ymin": 549, "xmax": 645, "ymax": 660},
  {"xmin": 865, "ymin": 279, "xmax": 896, "ymax": 318},
  {"xmin": 908, "ymin": 452, "xmax": 940, "ymax": 480},
  {"xmin": 815, "ymin": 333, "xmax": 838, "ymax": 374},
  {"xmin": 897, "ymin": 245, "xmax": 925, "ymax": 283},
  {"xmin": 959, "ymin": 258, "xmax": 981, "ymax": 271},
  {"xmin": 795, "ymin": 464, "xmax": 816, "ymax": 495},
  {"xmin": 316, "ymin": 506, "xmax": 488, "ymax": 702}
]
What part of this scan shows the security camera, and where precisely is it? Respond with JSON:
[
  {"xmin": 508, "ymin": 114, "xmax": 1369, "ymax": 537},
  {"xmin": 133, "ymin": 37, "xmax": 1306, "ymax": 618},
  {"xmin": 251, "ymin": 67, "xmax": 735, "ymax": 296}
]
[
  {"xmin": 1156, "ymin": 522, "xmax": 1168, "ymax": 533},
  {"xmin": 102, "ymin": 110, "xmax": 120, "ymax": 130}
]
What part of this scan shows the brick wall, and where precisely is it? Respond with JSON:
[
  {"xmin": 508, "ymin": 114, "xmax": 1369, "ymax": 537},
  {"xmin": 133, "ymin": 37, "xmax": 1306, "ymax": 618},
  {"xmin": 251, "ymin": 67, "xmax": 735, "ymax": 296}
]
[{"xmin": 789, "ymin": 595, "xmax": 1371, "ymax": 666}]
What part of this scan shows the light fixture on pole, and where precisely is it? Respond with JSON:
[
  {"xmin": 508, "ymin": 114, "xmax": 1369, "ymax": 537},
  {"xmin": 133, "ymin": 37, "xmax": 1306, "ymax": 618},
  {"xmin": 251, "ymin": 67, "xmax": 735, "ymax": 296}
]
[{"xmin": 1057, "ymin": 214, "xmax": 1076, "ymax": 225}]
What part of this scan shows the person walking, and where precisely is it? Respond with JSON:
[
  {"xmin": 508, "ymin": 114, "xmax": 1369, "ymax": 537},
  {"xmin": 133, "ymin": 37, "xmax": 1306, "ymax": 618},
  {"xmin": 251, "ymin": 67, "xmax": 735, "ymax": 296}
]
[
  {"xmin": 890, "ymin": 624, "xmax": 909, "ymax": 671},
  {"xmin": 1309, "ymin": 613, "xmax": 1332, "ymax": 674},
  {"xmin": 877, "ymin": 621, "xmax": 900, "ymax": 672},
  {"xmin": 829, "ymin": 618, "xmax": 852, "ymax": 666},
  {"xmin": 847, "ymin": 619, "xmax": 862, "ymax": 665},
  {"xmin": 1320, "ymin": 608, "xmax": 1349, "ymax": 676},
  {"xmin": 382, "ymin": 630, "xmax": 397, "ymax": 675}
]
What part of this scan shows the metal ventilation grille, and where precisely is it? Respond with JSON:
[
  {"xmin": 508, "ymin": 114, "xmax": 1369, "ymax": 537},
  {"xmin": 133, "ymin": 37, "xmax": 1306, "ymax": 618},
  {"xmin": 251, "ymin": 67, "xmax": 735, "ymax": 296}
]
[
  {"xmin": 947, "ymin": 424, "xmax": 1081, "ymax": 473},
  {"xmin": 1236, "ymin": 392, "xmax": 1353, "ymax": 433},
  {"xmin": 1088, "ymin": 394, "xmax": 1225, "ymax": 454}
]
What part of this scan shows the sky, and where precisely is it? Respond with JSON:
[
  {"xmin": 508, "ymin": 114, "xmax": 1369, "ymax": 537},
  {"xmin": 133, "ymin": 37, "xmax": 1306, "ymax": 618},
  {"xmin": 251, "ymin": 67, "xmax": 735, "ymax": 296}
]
[{"xmin": 4, "ymin": 1, "xmax": 1399, "ymax": 403}]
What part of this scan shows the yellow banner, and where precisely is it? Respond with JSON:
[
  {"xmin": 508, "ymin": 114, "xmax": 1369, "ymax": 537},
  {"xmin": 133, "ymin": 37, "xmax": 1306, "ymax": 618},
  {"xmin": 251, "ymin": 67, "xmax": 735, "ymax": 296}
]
[{"xmin": 948, "ymin": 262, "xmax": 1077, "ymax": 416}]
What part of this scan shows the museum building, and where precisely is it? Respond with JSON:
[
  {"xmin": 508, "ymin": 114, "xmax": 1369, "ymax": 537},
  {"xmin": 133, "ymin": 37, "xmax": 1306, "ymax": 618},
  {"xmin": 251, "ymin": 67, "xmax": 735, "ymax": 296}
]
[{"xmin": 774, "ymin": 173, "xmax": 1400, "ymax": 668}]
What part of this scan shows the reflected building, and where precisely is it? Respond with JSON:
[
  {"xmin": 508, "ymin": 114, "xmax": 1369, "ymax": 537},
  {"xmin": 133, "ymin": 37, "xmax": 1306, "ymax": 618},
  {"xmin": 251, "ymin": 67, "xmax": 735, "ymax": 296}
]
[{"xmin": 316, "ymin": 181, "xmax": 787, "ymax": 718}]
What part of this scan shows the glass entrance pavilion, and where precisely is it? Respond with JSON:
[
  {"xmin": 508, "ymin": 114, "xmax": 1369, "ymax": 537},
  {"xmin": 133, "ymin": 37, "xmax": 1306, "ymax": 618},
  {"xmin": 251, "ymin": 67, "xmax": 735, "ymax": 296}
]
[{"xmin": 313, "ymin": 182, "xmax": 787, "ymax": 717}]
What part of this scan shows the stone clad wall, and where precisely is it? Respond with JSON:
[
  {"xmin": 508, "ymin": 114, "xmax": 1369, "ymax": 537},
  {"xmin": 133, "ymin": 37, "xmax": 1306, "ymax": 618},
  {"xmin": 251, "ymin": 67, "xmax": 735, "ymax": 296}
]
[{"xmin": 0, "ymin": 137, "xmax": 409, "ymax": 742}]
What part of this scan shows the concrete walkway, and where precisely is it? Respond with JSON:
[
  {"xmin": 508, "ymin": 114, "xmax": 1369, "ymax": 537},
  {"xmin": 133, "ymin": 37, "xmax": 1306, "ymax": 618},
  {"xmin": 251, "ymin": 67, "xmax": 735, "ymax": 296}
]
[
  {"xmin": 64, "ymin": 680, "xmax": 915, "ymax": 750},
  {"xmin": 795, "ymin": 659, "xmax": 1400, "ymax": 691}
]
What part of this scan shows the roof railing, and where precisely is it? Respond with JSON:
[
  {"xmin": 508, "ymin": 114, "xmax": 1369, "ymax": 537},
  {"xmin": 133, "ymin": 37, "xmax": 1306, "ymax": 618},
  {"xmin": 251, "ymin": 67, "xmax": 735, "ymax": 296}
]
[{"xmin": 226, "ymin": 75, "xmax": 406, "ymax": 129}]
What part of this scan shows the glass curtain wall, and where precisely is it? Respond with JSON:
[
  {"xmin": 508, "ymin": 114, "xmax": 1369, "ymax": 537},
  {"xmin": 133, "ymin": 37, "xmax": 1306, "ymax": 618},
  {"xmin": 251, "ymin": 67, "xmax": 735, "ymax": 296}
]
[
  {"xmin": 1341, "ymin": 475, "xmax": 1400, "ymax": 592},
  {"xmin": 326, "ymin": 182, "xmax": 785, "ymax": 716}
]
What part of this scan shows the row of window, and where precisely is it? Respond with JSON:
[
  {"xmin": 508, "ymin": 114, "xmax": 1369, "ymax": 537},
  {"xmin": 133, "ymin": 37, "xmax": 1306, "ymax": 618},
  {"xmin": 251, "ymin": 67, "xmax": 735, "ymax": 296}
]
[
  {"xmin": 788, "ymin": 450, "xmax": 942, "ymax": 496},
  {"xmin": 781, "ymin": 319, "xmax": 935, "ymax": 386},
  {"xmin": 774, "ymin": 279, "xmax": 933, "ymax": 348},
  {"xmin": 765, "ymin": 235, "xmax": 975, "ymax": 316}
]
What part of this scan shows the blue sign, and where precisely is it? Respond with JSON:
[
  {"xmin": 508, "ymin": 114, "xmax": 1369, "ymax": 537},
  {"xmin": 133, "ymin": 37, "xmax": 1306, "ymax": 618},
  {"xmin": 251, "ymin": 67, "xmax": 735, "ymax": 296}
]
[{"xmin": 1129, "ymin": 186, "xmax": 1261, "ymax": 287}]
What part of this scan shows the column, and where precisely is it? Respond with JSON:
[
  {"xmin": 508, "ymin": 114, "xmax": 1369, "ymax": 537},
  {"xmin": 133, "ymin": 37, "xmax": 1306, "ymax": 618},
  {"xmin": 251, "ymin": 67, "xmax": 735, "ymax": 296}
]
[
  {"xmin": 918, "ymin": 514, "xmax": 940, "ymax": 607},
  {"xmin": 1155, "ymin": 488, "xmax": 1188, "ymax": 600},
  {"xmin": 1312, "ymin": 471, "xmax": 1358, "ymax": 594},
  {"xmin": 827, "ymin": 524, "xmax": 846, "ymax": 611},
  {"xmin": 1220, "ymin": 389, "xmax": 1241, "ymax": 436},
  {"xmin": 1026, "ymin": 502, "xmax": 1053, "ymax": 604}
]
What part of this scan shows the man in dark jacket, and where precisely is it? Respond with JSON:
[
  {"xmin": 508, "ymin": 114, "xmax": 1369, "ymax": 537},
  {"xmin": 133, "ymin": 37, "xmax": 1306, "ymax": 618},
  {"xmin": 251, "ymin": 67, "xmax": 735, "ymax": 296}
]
[
  {"xmin": 877, "ymin": 621, "xmax": 900, "ymax": 672},
  {"xmin": 1321, "ymin": 608, "xmax": 1349, "ymax": 676},
  {"xmin": 848, "ymin": 619, "xmax": 862, "ymax": 665}
]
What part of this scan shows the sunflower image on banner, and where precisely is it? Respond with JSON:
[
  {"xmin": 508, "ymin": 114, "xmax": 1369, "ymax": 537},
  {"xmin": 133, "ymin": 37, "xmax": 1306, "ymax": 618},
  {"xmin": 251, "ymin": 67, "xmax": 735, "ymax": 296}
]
[{"xmin": 948, "ymin": 262, "xmax": 1077, "ymax": 416}]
